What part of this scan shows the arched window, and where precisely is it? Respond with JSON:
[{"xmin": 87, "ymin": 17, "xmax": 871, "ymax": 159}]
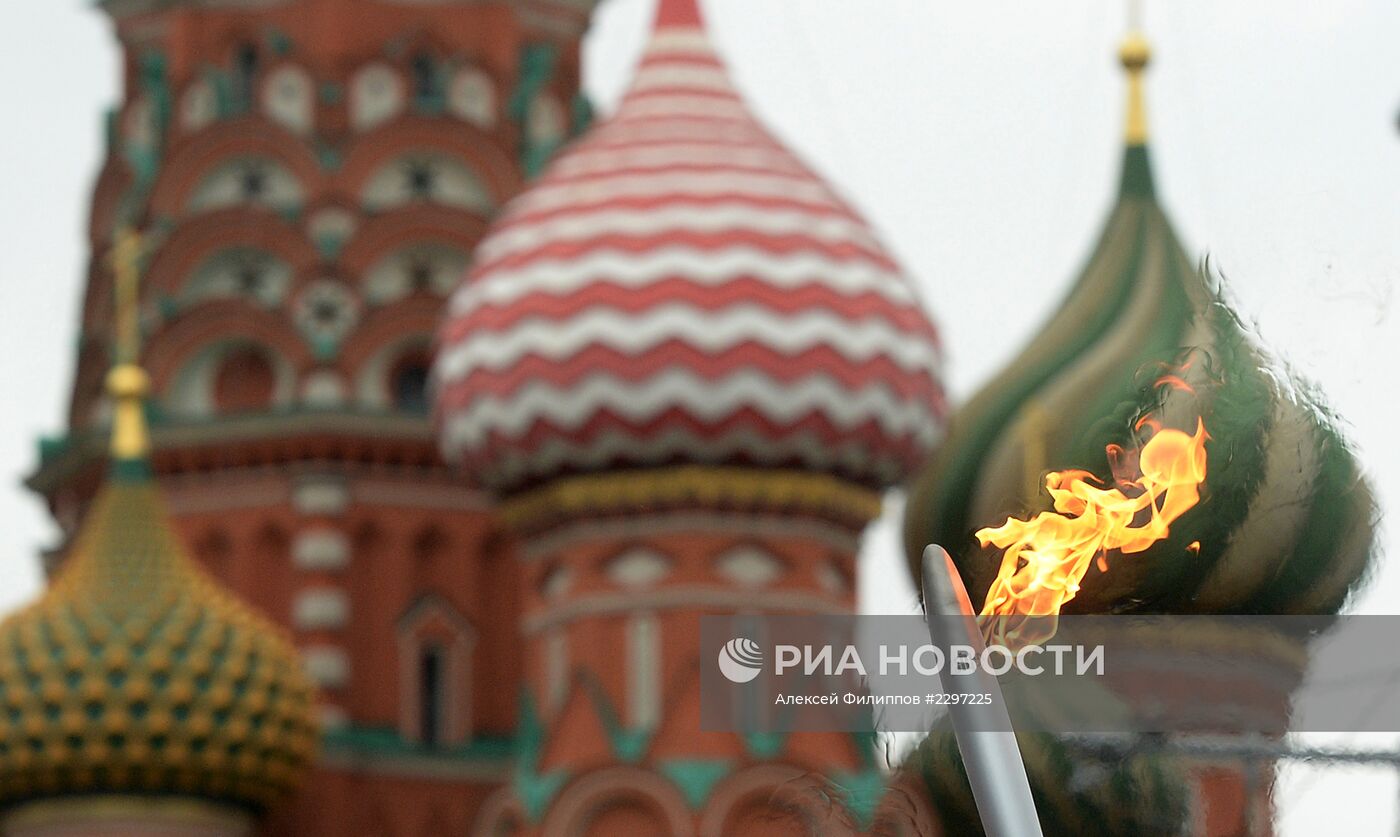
[
  {"xmin": 167, "ymin": 340, "xmax": 291, "ymax": 418},
  {"xmin": 354, "ymin": 337, "xmax": 436, "ymax": 412},
  {"xmin": 579, "ymin": 800, "xmax": 666, "ymax": 837},
  {"xmin": 391, "ymin": 353, "xmax": 431, "ymax": 414},
  {"xmin": 397, "ymin": 597, "xmax": 476, "ymax": 747},
  {"xmin": 418, "ymin": 643, "xmax": 446, "ymax": 745}
]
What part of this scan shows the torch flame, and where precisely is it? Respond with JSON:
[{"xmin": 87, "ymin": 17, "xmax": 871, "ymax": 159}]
[{"xmin": 977, "ymin": 397, "xmax": 1209, "ymax": 643}]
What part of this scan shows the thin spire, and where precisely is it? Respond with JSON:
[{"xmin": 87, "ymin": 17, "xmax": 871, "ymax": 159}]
[
  {"xmin": 1118, "ymin": 27, "xmax": 1152, "ymax": 146},
  {"xmin": 654, "ymin": 0, "xmax": 704, "ymax": 31},
  {"xmin": 106, "ymin": 227, "xmax": 152, "ymax": 470}
]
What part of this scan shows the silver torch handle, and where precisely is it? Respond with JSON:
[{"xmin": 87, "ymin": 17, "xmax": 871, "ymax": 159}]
[{"xmin": 920, "ymin": 544, "xmax": 1044, "ymax": 837}]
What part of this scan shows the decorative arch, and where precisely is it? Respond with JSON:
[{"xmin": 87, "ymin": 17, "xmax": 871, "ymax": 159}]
[
  {"xmin": 352, "ymin": 332, "xmax": 434, "ymax": 414},
  {"xmin": 144, "ymin": 300, "xmax": 311, "ymax": 406},
  {"xmin": 337, "ymin": 116, "xmax": 520, "ymax": 207},
  {"xmin": 149, "ymin": 118, "xmax": 321, "ymax": 217},
  {"xmin": 164, "ymin": 337, "xmax": 293, "ymax": 418},
  {"xmin": 337, "ymin": 204, "xmax": 489, "ymax": 276},
  {"xmin": 180, "ymin": 246, "xmax": 295, "ymax": 308},
  {"xmin": 141, "ymin": 208, "xmax": 316, "ymax": 301},
  {"xmin": 340, "ymin": 294, "xmax": 440, "ymax": 379},
  {"xmin": 362, "ymin": 241, "xmax": 469, "ymax": 305},
  {"xmin": 541, "ymin": 768, "xmax": 693, "ymax": 837},
  {"xmin": 358, "ymin": 151, "xmax": 492, "ymax": 214},
  {"xmin": 186, "ymin": 155, "xmax": 305, "ymax": 213},
  {"xmin": 700, "ymin": 765, "xmax": 839, "ymax": 837},
  {"xmin": 472, "ymin": 788, "xmax": 527, "ymax": 837},
  {"xmin": 396, "ymin": 595, "xmax": 477, "ymax": 747}
]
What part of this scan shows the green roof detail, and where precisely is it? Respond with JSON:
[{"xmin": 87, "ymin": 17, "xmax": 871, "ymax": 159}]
[
  {"xmin": 741, "ymin": 731, "xmax": 786, "ymax": 760},
  {"xmin": 512, "ymin": 693, "xmax": 569, "ymax": 822},
  {"xmin": 510, "ymin": 43, "xmax": 563, "ymax": 179},
  {"xmin": 579, "ymin": 671, "xmax": 653, "ymax": 763},
  {"xmin": 659, "ymin": 760, "xmax": 732, "ymax": 808}
]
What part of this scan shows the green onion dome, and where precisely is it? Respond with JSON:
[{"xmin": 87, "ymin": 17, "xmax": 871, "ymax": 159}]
[
  {"xmin": 0, "ymin": 365, "xmax": 318, "ymax": 812},
  {"xmin": 902, "ymin": 36, "xmax": 1375, "ymax": 615}
]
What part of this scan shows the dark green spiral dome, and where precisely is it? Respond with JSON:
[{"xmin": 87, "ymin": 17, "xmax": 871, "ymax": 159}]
[{"xmin": 903, "ymin": 52, "xmax": 1374, "ymax": 617}]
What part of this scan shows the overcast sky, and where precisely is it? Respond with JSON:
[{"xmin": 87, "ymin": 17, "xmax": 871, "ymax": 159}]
[{"xmin": 1, "ymin": 0, "xmax": 1397, "ymax": 833}]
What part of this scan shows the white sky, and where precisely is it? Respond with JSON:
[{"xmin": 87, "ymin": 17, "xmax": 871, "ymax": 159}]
[{"xmin": 1, "ymin": 0, "xmax": 1397, "ymax": 833}]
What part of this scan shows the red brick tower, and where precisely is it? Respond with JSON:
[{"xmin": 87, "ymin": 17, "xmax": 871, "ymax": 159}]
[
  {"xmin": 435, "ymin": 1, "xmax": 949, "ymax": 833},
  {"xmin": 27, "ymin": 0, "xmax": 598, "ymax": 832}
]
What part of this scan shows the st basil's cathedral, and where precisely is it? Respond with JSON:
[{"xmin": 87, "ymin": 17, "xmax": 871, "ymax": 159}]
[{"xmin": 8, "ymin": 0, "xmax": 1375, "ymax": 835}]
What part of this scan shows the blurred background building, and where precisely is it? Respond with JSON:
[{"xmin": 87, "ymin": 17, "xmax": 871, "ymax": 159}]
[{"xmin": 21, "ymin": 0, "xmax": 950, "ymax": 832}]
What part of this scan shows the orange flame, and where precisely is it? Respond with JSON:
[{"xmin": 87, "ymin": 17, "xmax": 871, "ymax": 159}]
[{"xmin": 977, "ymin": 399, "xmax": 1209, "ymax": 643}]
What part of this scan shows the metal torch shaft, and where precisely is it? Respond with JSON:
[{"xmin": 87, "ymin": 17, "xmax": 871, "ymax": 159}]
[{"xmin": 920, "ymin": 544, "xmax": 1043, "ymax": 837}]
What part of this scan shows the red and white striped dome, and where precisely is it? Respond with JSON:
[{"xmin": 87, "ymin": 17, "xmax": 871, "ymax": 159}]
[{"xmin": 435, "ymin": 0, "xmax": 946, "ymax": 495}]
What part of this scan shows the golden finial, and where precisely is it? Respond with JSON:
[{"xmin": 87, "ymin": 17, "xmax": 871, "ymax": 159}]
[
  {"xmin": 1118, "ymin": 1, "xmax": 1152, "ymax": 145},
  {"xmin": 106, "ymin": 227, "xmax": 151, "ymax": 463}
]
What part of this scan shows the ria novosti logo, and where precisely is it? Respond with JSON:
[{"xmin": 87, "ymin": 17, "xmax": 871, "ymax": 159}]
[{"xmin": 717, "ymin": 637, "xmax": 764, "ymax": 683}]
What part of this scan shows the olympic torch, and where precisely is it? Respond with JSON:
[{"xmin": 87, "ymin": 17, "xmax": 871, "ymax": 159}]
[{"xmin": 920, "ymin": 544, "xmax": 1043, "ymax": 837}]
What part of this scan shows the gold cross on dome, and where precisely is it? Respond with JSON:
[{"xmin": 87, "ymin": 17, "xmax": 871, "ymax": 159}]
[{"xmin": 108, "ymin": 226, "xmax": 147, "ymax": 366}]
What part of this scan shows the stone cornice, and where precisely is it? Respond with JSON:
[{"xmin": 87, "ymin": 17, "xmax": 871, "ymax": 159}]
[
  {"xmin": 27, "ymin": 410, "xmax": 450, "ymax": 497},
  {"xmin": 499, "ymin": 466, "xmax": 882, "ymax": 536}
]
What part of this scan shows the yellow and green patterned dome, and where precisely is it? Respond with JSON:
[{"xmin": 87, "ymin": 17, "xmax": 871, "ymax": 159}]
[{"xmin": 0, "ymin": 308, "xmax": 317, "ymax": 810}]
